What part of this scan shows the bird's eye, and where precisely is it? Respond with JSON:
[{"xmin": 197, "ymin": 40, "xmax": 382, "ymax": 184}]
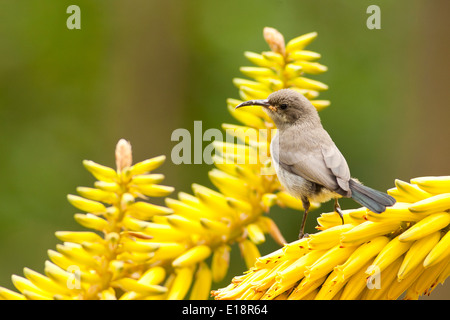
[{"xmin": 280, "ymin": 103, "xmax": 288, "ymax": 110}]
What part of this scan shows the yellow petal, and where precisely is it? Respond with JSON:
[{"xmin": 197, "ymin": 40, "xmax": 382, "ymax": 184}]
[
  {"xmin": 340, "ymin": 220, "xmax": 401, "ymax": 246},
  {"xmin": 172, "ymin": 245, "xmax": 212, "ymax": 268},
  {"xmin": 310, "ymin": 100, "xmax": 330, "ymax": 111},
  {"xmin": 289, "ymin": 76, "xmax": 328, "ymax": 91},
  {"xmin": 129, "ymin": 155, "xmax": 166, "ymax": 175},
  {"xmin": 23, "ymin": 268, "xmax": 71, "ymax": 296},
  {"xmin": 138, "ymin": 267, "xmax": 166, "ymax": 286},
  {"xmin": 208, "ymin": 169, "xmax": 249, "ymax": 199},
  {"xmin": 133, "ymin": 184, "xmax": 174, "ymax": 197},
  {"xmin": 261, "ymin": 51, "xmax": 285, "ymax": 65},
  {"xmin": 131, "ymin": 174, "xmax": 165, "ymax": 185},
  {"xmin": 244, "ymin": 51, "xmax": 272, "ymax": 68},
  {"xmin": 0, "ymin": 287, "xmax": 26, "ymax": 300},
  {"xmin": 303, "ymin": 245, "xmax": 356, "ymax": 283},
  {"xmin": 76, "ymin": 187, "xmax": 118, "ymax": 204},
  {"xmin": 294, "ymin": 61, "xmax": 328, "ymax": 75},
  {"xmin": 239, "ymin": 66, "xmax": 276, "ymax": 79},
  {"xmin": 398, "ymin": 231, "xmax": 441, "ymax": 280},
  {"xmin": 276, "ymin": 250, "xmax": 325, "ymax": 290},
  {"xmin": 199, "ymin": 218, "xmax": 230, "ymax": 235},
  {"xmin": 120, "ymin": 240, "xmax": 160, "ymax": 253},
  {"xmin": 93, "ymin": 181, "xmax": 121, "ymax": 193},
  {"xmin": 232, "ymin": 78, "xmax": 268, "ymax": 91},
  {"xmin": 408, "ymin": 193, "xmax": 450, "ymax": 214},
  {"xmin": 239, "ymin": 86, "xmax": 271, "ymax": 100},
  {"xmin": 288, "ymin": 50, "xmax": 321, "ymax": 61},
  {"xmin": 246, "ymin": 223, "xmax": 266, "ymax": 245},
  {"xmin": 166, "ymin": 215, "xmax": 205, "ymax": 234},
  {"xmin": 399, "ymin": 212, "xmax": 450, "ymax": 241},
  {"xmin": 334, "ymin": 236, "xmax": 390, "ymax": 283},
  {"xmin": 308, "ymin": 224, "xmax": 354, "ymax": 250},
  {"xmin": 56, "ymin": 243, "xmax": 100, "ymax": 269},
  {"xmin": 410, "ymin": 176, "xmax": 450, "ymax": 194},
  {"xmin": 167, "ymin": 267, "xmax": 194, "ymax": 300},
  {"xmin": 165, "ymin": 197, "xmax": 203, "ymax": 220},
  {"xmin": 55, "ymin": 231, "xmax": 104, "ymax": 244},
  {"xmin": 82, "ymin": 160, "xmax": 117, "ymax": 182},
  {"xmin": 189, "ymin": 262, "xmax": 212, "ymax": 300},
  {"xmin": 67, "ymin": 195, "xmax": 106, "ymax": 214},
  {"xmin": 127, "ymin": 201, "xmax": 173, "ymax": 220},
  {"xmin": 394, "ymin": 179, "xmax": 433, "ymax": 202},
  {"xmin": 366, "ymin": 236, "xmax": 413, "ymax": 275},
  {"xmin": 211, "ymin": 245, "xmax": 231, "ymax": 283},
  {"xmin": 112, "ymin": 278, "xmax": 167, "ymax": 295},
  {"xmin": 424, "ymin": 230, "xmax": 450, "ymax": 267},
  {"xmin": 285, "ymin": 32, "xmax": 318, "ymax": 53},
  {"xmin": 340, "ymin": 260, "xmax": 375, "ymax": 300},
  {"xmin": 239, "ymin": 239, "xmax": 261, "ymax": 269},
  {"xmin": 148, "ymin": 243, "xmax": 187, "ymax": 261},
  {"xmin": 11, "ymin": 275, "xmax": 53, "ymax": 299}
]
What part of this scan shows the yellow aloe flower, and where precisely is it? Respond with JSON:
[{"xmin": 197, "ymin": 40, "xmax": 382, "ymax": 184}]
[
  {"xmin": 0, "ymin": 139, "xmax": 176, "ymax": 300},
  {"xmin": 212, "ymin": 176, "xmax": 450, "ymax": 300}
]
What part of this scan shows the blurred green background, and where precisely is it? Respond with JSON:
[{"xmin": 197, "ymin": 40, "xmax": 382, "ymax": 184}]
[{"xmin": 0, "ymin": 0, "xmax": 448, "ymax": 299}]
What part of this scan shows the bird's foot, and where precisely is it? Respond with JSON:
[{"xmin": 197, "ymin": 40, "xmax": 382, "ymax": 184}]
[
  {"xmin": 298, "ymin": 232, "xmax": 310, "ymax": 239},
  {"xmin": 334, "ymin": 199, "xmax": 345, "ymax": 225}
]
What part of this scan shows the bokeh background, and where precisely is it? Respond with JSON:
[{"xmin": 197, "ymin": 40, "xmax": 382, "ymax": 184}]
[{"xmin": 0, "ymin": 0, "xmax": 448, "ymax": 299}]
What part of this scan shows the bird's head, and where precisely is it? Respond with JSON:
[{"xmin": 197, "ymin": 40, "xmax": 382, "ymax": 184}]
[{"xmin": 235, "ymin": 89, "xmax": 318, "ymax": 128}]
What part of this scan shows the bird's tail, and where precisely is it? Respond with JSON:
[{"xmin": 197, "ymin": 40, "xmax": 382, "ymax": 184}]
[{"xmin": 349, "ymin": 179, "xmax": 396, "ymax": 213}]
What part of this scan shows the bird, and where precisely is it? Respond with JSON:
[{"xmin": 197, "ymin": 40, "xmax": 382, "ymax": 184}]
[{"xmin": 235, "ymin": 89, "xmax": 396, "ymax": 238}]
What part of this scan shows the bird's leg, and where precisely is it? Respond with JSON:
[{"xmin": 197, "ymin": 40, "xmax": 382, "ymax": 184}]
[
  {"xmin": 298, "ymin": 197, "xmax": 311, "ymax": 239},
  {"xmin": 334, "ymin": 198, "xmax": 345, "ymax": 225}
]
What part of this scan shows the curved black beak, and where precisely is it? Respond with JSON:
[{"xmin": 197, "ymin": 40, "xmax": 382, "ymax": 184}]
[{"xmin": 235, "ymin": 99, "xmax": 270, "ymax": 109}]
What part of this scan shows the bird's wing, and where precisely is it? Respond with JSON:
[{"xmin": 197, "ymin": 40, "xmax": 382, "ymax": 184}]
[
  {"xmin": 320, "ymin": 144, "xmax": 351, "ymax": 192},
  {"xmin": 272, "ymin": 127, "xmax": 351, "ymax": 195}
]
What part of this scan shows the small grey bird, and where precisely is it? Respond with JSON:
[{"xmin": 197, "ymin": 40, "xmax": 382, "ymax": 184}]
[{"xmin": 236, "ymin": 89, "xmax": 396, "ymax": 238}]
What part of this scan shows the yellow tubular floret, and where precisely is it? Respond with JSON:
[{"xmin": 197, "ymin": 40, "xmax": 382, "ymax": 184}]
[
  {"xmin": 423, "ymin": 230, "xmax": 450, "ymax": 267},
  {"xmin": 408, "ymin": 194, "xmax": 450, "ymax": 214},
  {"xmin": 398, "ymin": 232, "xmax": 441, "ymax": 280},
  {"xmin": 340, "ymin": 221, "xmax": 401, "ymax": 246},
  {"xmin": 189, "ymin": 262, "xmax": 213, "ymax": 300},
  {"xmin": 366, "ymin": 236, "xmax": 413, "ymax": 275},
  {"xmin": 67, "ymin": 194, "xmax": 107, "ymax": 214},
  {"xmin": 410, "ymin": 176, "xmax": 450, "ymax": 194},
  {"xmin": 211, "ymin": 245, "xmax": 231, "ymax": 283},
  {"xmin": 398, "ymin": 212, "xmax": 450, "ymax": 241},
  {"xmin": 334, "ymin": 236, "xmax": 390, "ymax": 283},
  {"xmin": 307, "ymin": 224, "xmax": 354, "ymax": 250},
  {"xmin": 167, "ymin": 267, "xmax": 194, "ymax": 300},
  {"xmin": 172, "ymin": 245, "xmax": 212, "ymax": 268}
]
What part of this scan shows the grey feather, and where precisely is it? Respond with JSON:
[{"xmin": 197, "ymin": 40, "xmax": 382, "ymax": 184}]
[
  {"xmin": 349, "ymin": 179, "xmax": 396, "ymax": 213},
  {"xmin": 274, "ymin": 117, "xmax": 351, "ymax": 197}
]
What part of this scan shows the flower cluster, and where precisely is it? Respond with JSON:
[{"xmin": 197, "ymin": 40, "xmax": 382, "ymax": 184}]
[
  {"xmin": 212, "ymin": 176, "xmax": 450, "ymax": 300},
  {"xmin": 0, "ymin": 140, "xmax": 178, "ymax": 300}
]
